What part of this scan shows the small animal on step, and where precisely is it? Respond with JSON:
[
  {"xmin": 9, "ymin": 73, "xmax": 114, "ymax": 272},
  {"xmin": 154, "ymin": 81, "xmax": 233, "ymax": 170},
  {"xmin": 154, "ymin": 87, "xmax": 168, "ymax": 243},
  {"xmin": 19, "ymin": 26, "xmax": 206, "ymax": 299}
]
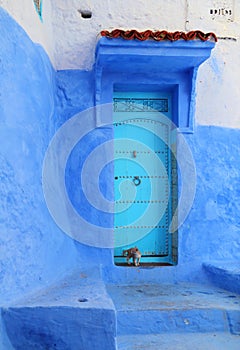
[{"xmin": 123, "ymin": 247, "xmax": 141, "ymax": 266}]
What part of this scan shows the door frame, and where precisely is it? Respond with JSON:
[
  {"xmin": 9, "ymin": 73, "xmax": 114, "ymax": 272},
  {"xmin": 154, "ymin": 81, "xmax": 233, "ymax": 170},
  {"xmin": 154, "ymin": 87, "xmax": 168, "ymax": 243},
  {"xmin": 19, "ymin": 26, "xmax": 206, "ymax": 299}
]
[{"xmin": 112, "ymin": 88, "xmax": 178, "ymax": 266}]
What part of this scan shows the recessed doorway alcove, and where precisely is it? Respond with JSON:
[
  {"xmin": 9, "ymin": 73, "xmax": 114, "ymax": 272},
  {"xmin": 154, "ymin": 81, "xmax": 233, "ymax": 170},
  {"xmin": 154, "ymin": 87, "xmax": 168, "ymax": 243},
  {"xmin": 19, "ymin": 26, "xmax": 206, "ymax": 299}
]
[{"xmin": 95, "ymin": 31, "xmax": 216, "ymax": 266}]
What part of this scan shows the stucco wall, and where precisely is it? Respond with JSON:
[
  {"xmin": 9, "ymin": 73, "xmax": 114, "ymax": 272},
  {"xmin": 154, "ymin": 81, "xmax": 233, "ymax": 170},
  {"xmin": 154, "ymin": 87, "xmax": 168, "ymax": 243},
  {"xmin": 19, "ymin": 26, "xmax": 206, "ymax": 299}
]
[
  {"xmin": 0, "ymin": 1, "xmax": 239, "ymax": 303},
  {"xmin": 181, "ymin": 125, "xmax": 240, "ymax": 266},
  {"xmin": 54, "ymin": 0, "xmax": 238, "ymax": 129},
  {"xmin": 50, "ymin": 0, "xmax": 239, "ymax": 71},
  {"xmin": 0, "ymin": 0, "xmax": 54, "ymax": 63},
  {"xmin": 55, "ymin": 70, "xmax": 240, "ymax": 284},
  {"xmin": 1, "ymin": 0, "xmax": 240, "ymax": 128},
  {"xmin": 0, "ymin": 8, "xmax": 79, "ymax": 304}
]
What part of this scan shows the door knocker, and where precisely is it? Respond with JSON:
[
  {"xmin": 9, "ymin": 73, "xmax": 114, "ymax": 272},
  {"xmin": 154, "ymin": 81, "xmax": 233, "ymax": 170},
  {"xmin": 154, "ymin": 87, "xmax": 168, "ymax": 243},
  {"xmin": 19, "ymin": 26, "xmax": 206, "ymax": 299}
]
[{"xmin": 133, "ymin": 176, "xmax": 141, "ymax": 186}]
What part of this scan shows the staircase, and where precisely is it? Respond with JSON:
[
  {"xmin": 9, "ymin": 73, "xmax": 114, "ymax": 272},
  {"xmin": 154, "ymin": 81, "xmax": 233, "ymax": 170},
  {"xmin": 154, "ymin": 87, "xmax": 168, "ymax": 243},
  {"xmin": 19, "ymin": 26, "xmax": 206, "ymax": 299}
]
[
  {"xmin": 2, "ymin": 269, "xmax": 240, "ymax": 349},
  {"xmin": 107, "ymin": 283, "xmax": 240, "ymax": 350}
]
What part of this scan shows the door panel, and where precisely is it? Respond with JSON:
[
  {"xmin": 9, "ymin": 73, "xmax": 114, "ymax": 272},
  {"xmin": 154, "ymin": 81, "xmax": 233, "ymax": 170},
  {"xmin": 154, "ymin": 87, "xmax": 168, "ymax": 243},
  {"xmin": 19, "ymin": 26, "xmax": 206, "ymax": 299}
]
[{"xmin": 113, "ymin": 91, "xmax": 174, "ymax": 264}]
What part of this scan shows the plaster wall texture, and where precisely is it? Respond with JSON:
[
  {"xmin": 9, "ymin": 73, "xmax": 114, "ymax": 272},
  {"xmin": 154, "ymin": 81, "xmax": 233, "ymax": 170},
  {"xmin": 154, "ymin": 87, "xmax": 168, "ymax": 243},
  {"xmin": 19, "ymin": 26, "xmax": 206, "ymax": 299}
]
[
  {"xmin": 0, "ymin": 8, "xmax": 79, "ymax": 304},
  {"xmin": 56, "ymin": 70, "xmax": 240, "ymax": 284},
  {"xmin": 0, "ymin": 315, "xmax": 14, "ymax": 350},
  {"xmin": 0, "ymin": 0, "xmax": 54, "ymax": 63},
  {"xmin": 50, "ymin": 0, "xmax": 240, "ymax": 71},
  {"xmin": 1, "ymin": 0, "xmax": 240, "ymax": 128},
  {"xmin": 51, "ymin": 0, "xmax": 240, "ymax": 128},
  {"xmin": 0, "ymin": 5, "xmax": 240, "ymax": 348},
  {"xmin": 0, "ymin": 1, "xmax": 240, "ymax": 302}
]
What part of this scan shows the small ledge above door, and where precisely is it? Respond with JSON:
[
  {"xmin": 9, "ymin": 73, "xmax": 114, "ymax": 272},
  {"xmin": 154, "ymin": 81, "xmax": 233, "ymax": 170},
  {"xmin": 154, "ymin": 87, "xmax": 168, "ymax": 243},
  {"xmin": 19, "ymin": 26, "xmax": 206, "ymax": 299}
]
[{"xmin": 95, "ymin": 31, "xmax": 216, "ymax": 133}]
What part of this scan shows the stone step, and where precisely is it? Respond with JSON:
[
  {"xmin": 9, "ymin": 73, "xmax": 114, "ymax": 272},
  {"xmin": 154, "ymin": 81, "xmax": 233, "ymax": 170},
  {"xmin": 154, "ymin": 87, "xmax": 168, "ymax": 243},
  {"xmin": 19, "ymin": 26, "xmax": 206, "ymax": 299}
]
[
  {"xmin": 107, "ymin": 283, "xmax": 240, "ymax": 335},
  {"xmin": 2, "ymin": 270, "xmax": 117, "ymax": 350},
  {"xmin": 117, "ymin": 332, "xmax": 240, "ymax": 350},
  {"xmin": 203, "ymin": 261, "xmax": 240, "ymax": 294}
]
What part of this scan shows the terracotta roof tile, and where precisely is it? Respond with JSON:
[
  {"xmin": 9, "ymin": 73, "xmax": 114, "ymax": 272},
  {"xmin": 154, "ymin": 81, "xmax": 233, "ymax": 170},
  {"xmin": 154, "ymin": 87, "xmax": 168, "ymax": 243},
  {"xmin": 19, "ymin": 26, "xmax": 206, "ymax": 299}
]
[{"xmin": 101, "ymin": 29, "xmax": 217, "ymax": 42}]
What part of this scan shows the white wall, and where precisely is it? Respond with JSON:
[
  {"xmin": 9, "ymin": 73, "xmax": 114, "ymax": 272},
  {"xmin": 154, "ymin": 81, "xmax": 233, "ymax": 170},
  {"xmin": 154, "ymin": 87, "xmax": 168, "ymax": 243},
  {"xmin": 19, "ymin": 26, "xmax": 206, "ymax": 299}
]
[
  {"xmin": 196, "ymin": 39, "xmax": 240, "ymax": 128},
  {"xmin": 50, "ymin": 0, "xmax": 240, "ymax": 69},
  {"xmin": 0, "ymin": 0, "xmax": 54, "ymax": 63},
  {"xmin": 1, "ymin": 0, "xmax": 240, "ymax": 128},
  {"xmin": 51, "ymin": 0, "xmax": 187, "ymax": 70},
  {"xmin": 186, "ymin": 0, "xmax": 240, "ymax": 128}
]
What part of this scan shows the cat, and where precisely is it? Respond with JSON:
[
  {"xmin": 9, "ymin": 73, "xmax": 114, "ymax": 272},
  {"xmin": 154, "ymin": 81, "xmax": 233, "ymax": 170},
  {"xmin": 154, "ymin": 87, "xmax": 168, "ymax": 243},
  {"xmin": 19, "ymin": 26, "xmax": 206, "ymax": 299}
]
[{"xmin": 123, "ymin": 247, "xmax": 141, "ymax": 266}]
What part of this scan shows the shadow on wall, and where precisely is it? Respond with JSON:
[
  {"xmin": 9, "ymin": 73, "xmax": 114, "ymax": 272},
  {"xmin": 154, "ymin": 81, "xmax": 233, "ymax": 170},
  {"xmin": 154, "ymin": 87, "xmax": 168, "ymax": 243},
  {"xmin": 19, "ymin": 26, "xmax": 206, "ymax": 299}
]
[{"xmin": 0, "ymin": 316, "xmax": 14, "ymax": 350}]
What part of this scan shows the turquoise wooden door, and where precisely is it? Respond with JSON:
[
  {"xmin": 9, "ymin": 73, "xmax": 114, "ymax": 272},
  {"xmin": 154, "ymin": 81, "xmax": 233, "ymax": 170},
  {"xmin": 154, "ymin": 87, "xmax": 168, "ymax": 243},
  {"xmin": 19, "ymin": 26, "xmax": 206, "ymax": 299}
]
[{"xmin": 113, "ymin": 91, "xmax": 174, "ymax": 265}]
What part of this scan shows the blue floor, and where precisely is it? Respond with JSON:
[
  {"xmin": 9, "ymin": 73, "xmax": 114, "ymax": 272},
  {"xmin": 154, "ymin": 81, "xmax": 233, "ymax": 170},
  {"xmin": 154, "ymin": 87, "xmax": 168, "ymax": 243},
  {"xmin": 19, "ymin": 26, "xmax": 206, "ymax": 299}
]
[
  {"xmin": 117, "ymin": 332, "xmax": 240, "ymax": 350},
  {"xmin": 1, "ymin": 268, "xmax": 240, "ymax": 349},
  {"xmin": 107, "ymin": 282, "xmax": 240, "ymax": 349}
]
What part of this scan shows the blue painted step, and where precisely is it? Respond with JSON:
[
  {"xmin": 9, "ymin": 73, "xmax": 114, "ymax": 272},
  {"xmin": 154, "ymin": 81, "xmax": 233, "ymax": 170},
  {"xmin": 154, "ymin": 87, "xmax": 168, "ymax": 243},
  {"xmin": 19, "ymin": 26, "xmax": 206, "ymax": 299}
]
[
  {"xmin": 117, "ymin": 332, "xmax": 240, "ymax": 350},
  {"xmin": 2, "ymin": 269, "xmax": 117, "ymax": 350},
  {"xmin": 203, "ymin": 261, "xmax": 240, "ymax": 294},
  {"xmin": 107, "ymin": 283, "xmax": 240, "ymax": 335}
]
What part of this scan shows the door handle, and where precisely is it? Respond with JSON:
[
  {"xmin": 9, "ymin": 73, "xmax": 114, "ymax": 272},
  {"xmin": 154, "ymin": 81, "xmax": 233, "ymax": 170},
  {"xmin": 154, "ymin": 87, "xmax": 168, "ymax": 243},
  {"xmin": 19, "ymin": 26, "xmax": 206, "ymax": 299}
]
[{"xmin": 133, "ymin": 176, "xmax": 141, "ymax": 186}]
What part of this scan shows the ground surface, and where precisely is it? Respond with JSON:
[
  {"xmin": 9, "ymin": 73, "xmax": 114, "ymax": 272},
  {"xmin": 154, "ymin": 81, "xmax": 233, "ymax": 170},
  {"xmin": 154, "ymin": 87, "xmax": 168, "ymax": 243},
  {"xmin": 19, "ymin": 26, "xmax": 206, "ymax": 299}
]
[{"xmin": 107, "ymin": 283, "xmax": 240, "ymax": 349}]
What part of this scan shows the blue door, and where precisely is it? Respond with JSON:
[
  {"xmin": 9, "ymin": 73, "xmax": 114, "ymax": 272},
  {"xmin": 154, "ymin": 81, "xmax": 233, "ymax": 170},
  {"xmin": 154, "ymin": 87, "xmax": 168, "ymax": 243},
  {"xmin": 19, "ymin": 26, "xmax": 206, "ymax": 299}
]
[{"xmin": 113, "ymin": 91, "xmax": 175, "ymax": 265}]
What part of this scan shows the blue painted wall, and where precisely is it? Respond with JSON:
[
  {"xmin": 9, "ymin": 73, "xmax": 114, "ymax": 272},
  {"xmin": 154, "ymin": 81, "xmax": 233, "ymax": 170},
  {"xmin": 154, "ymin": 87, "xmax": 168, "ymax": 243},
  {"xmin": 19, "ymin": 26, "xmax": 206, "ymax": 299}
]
[
  {"xmin": 0, "ymin": 8, "xmax": 79, "ymax": 305},
  {"xmin": 56, "ymin": 70, "xmax": 240, "ymax": 284},
  {"xmin": 1, "ymin": 1, "xmax": 240, "ymax": 310},
  {"xmin": 103, "ymin": 124, "xmax": 240, "ymax": 285},
  {"xmin": 1, "ymin": 6, "xmax": 240, "ymax": 349},
  {"xmin": 0, "ymin": 315, "xmax": 14, "ymax": 349},
  {"xmin": 179, "ymin": 125, "xmax": 240, "ymax": 279},
  {"xmin": 183, "ymin": 125, "xmax": 240, "ymax": 262}
]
